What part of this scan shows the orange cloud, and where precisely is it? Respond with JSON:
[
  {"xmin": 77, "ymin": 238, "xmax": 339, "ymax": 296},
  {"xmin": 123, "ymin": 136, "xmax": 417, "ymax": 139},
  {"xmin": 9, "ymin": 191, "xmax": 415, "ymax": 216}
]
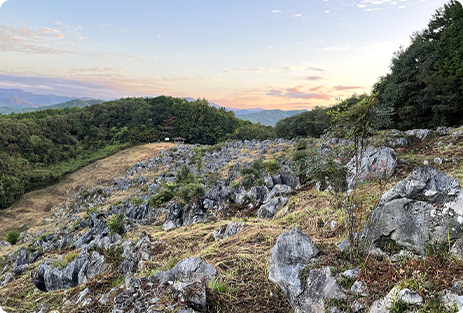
[
  {"xmin": 310, "ymin": 85, "xmax": 324, "ymax": 91},
  {"xmin": 332, "ymin": 85, "xmax": 366, "ymax": 90}
]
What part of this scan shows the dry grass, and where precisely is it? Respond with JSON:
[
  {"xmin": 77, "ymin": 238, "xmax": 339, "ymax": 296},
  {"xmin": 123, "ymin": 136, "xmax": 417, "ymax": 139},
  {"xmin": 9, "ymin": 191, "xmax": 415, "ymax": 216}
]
[{"xmin": 0, "ymin": 143, "xmax": 176, "ymax": 238}]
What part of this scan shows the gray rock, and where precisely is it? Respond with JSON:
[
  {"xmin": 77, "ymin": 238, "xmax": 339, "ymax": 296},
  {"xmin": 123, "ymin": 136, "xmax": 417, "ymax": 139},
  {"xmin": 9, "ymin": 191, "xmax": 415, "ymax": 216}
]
[
  {"xmin": 32, "ymin": 248, "xmax": 107, "ymax": 292},
  {"xmin": 434, "ymin": 157, "xmax": 443, "ymax": 165},
  {"xmin": 13, "ymin": 247, "xmax": 29, "ymax": 276},
  {"xmin": 398, "ymin": 288, "xmax": 423, "ymax": 305},
  {"xmin": 346, "ymin": 146, "xmax": 397, "ymax": 190},
  {"xmin": 380, "ymin": 166, "xmax": 460, "ymax": 205},
  {"xmin": 451, "ymin": 237, "xmax": 463, "ymax": 261},
  {"xmin": 163, "ymin": 203, "xmax": 183, "ymax": 231},
  {"xmin": 268, "ymin": 227, "xmax": 323, "ymax": 312},
  {"xmin": 342, "ymin": 268, "xmax": 360, "ymax": 279},
  {"xmin": 212, "ymin": 222, "xmax": 245, "ymax": 241},
  {"xmin": 441, "ymin": 289, "xmax": 463, "ymax": 311},
  {"xmin": 183, "ymin": 198, "xmax": 207, "ymax": 226},
  {"xmin": 350, "ymin": 281, "xmax": 367, "ymax": 296},
  {"xmin": 247, "ymin": 186, "xmax": 269, "ymax": 204},
  {"xmin": 338, "ymin": 239, "xmax": 350, "ymax": 252},
  {"xmin": 154, "ymin": 257, "xmax": 216, "ymax": 311},
  {"xmin": 266, "ymin": 184, "xmax": 292, "ymax": 201},
  {"xmin": 369, "ymin": 286, "xmax": 400, "ymax": 313},
  {"xmin": 257, "ymin": 196, "xmax": 288, "ymax": 218},
  {"xmin": 405, "ymin": 129, "xmax": 431, "ymax": 140},
  {"xmin": 264, "ymin": 176, "xmax": 274, "ymax": 189}
]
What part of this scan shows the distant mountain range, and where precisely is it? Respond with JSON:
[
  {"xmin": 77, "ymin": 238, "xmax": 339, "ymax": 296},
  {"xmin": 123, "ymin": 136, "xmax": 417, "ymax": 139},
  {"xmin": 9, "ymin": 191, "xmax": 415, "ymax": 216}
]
[
  {"xmin": 0, "ymin": 90, "xmax": 306, "ymax": 125},
  {"xmin": 235, "ymin": 109, "xmax": 306, "ymax": 126},
  {"xmin": 0, "ymin": 89, "xmax": 103, "ymax": 114}
]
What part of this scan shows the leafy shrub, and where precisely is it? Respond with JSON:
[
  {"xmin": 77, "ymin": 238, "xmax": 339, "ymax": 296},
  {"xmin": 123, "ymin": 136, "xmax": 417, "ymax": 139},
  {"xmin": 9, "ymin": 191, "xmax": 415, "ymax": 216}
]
[
  {"xmin": 263, "ymin": 160, "xmax": 281, "ymax": 175},
  {"xmin": 178, "ymin": 183, "xmax": 205, "ymax": 203},
  {"xmin": 149, "ymin": 190, "xmax": 176, "ymax": 207},
  {"xmin": 175, "ymin": 164, "xmax": 195, "ymax": 185},
  {"xmin": 130, "ymin": 197, "xmax": 145, "ymax": 206},
  {"xmin": 6, "ymin": 230, "xmax": 20, "ymax": 245},
  {"xmin": 107, "ymin": 214, "xmax": 126, "ymax": 235}
]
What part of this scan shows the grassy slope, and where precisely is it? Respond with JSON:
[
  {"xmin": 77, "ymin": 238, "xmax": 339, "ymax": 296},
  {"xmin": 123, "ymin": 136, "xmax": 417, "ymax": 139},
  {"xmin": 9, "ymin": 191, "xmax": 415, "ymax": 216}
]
[{"xmin": 1, "ymin": 131, "xmax": 463, "ymax": 313}]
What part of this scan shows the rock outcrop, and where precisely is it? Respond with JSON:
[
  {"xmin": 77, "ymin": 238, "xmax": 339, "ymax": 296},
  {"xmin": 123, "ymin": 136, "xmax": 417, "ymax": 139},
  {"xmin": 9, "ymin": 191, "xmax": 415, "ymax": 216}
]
[{"xmin": 362, "ymin": 166, "xmax": 463, "ymax": 254}]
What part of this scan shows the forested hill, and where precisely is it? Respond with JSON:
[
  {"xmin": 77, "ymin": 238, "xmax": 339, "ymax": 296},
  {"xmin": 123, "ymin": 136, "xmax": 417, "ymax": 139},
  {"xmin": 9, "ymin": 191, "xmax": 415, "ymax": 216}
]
[
  {"xmin": 0, "ymin": 96, "xmax": 246, "ymax": 209},
  {"xmin": 236, "ymin": 109, "xmax": 306, "ymax": 126},
  {"xmin": 0, "ymin": 99, "xmax": 104, "ymax": 115}
]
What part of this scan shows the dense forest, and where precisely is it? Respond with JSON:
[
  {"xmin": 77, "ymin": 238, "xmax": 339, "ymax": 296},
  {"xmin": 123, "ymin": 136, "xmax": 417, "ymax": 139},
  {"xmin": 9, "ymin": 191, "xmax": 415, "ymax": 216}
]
[{"xmin": 0, "ymin": 96, "xmax": 245, "ymax": 208}]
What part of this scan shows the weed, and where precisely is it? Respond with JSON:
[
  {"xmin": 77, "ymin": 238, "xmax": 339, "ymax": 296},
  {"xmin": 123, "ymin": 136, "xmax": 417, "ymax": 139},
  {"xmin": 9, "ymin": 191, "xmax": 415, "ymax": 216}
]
[{"xmin": 5, "ymin": 230, "xmax": 20, "ymax": 245}]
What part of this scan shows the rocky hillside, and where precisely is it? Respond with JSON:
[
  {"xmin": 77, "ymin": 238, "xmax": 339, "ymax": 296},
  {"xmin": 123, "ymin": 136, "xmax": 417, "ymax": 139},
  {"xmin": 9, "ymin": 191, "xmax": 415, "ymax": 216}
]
[{"xmin": 0, "ymin": 126, "xmax": 463, "ymax": 313}]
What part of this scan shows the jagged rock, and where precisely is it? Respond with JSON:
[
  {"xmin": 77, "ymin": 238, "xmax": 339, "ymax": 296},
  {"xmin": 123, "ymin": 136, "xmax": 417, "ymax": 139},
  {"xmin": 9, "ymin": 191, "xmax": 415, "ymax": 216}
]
[
  {"xmin": 72, "ymin": 229, "xmax": 94, "ymax": 249},
  {"xmin": 451, "ymin": 237, "xmax": 463, "ymax": 260},
  {"xmin": 138, "ymin": 175, "xmax": 146, "ymax": 186},
  {"xmin": 405, "ymin": 128, "xmax": 431, "ymax": 140},
  {"xmin": 78, "ymin": 251, "xmax": 107, "ymax": 284},
  {"xmin": 247, "ymin": 186, "xmax": 269, "ymax": 204},
  {"xmin": 118, "ymin": 259, "xmax": 134, "ymax": 275},
  {"xmin": 32, "ymin": 248, "xmax": 107, "ymax": 292},
  {"xmin": 257, "ymin": 196, "xmax": 288, "ymax": 218},
  {"xmin": 13, "ymin": 247, "xmax": 29, "ymax": 276},
  {"xmin": 154, "ymin": 257, "xmax": 217, "ymax": 311},
  {"xmin": 441, "ymin": 289, "xmax": 463, "ymax": 311},
  {"xmin": 370, "ymin": 287, "xmax": 423, "ymax": 313},
  {"xmin": 212, "ymin": 222, "xmax": 245, "ymax": 241},
  {"xmin": 363, "ymin": 167, "xmax": 463, "ymax": 254},
  {"xmin": 265, "ymin": 176, "xmax": 274, "ymax": 189},
  {"xmin": 346, "ymin": 146, "xmax": 397, "ymax": 190},
  {"xmin": 269, "ymin": 227, "xmax": 326, "ymax": 312},
  {"xmin": 279, "ymin": 170, "xmax": 301, "ymax": 190},
  {"xmin": 183, "ymin": 197, "xmax": 207, "ymax": 226},
  {"xmin": 234, "ymin": 189, "xmax": 247, "ymax": 205},
  {"xmin": 163, "ymin": 203, "xmax": 183, "ymax": 231},
  {"xmin": 266, "ymin": 184, "xmax": 292, "ymax": 201}
]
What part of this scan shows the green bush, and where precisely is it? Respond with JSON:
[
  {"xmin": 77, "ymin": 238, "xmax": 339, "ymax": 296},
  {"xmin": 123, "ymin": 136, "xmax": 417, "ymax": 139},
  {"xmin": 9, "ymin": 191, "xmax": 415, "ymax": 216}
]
[
  {"xmin": 178, "ymin": 183, "xmax": 205, "ymax": 203},
  {"xmin": 130, "ymin": 197, "xmax": 145, "ymax": 206},
  {"xmin": 6, "ymin": 230, "xmax": 20, "ymax": 245},
  {"xmin": 263, "ymin": 160, "xmax": 281, "ymax": 175},
  {"xmin": 107, "ymin": 214, "xmax": 126, "ymax": 235},
  {"xmin": 149, "ymin": 190, "xmax": 176, "ymax": 207},
  {"xmin": 175, "ymin": 164, "xmax": 195, "ymax": 185}
]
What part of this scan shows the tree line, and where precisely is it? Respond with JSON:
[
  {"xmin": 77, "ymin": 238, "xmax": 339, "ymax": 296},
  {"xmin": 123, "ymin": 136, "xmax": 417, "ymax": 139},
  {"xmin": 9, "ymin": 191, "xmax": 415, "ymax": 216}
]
[{"xmin": 0, "ymin": 96, "xmax": 245, "ymax": 208}]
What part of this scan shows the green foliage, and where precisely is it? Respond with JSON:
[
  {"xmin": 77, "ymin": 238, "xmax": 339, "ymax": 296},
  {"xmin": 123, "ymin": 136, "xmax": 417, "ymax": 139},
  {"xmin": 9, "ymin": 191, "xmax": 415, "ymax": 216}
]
[
  {"xmin": 178, "ymin": 183, "xmax": 205, "ymax": 203},
  {"xmin": 208, "ymin": 279, "xmax": 230, "ymax": 294},
  {"xmin": 63, "ymin": 250, "xmax": 80, "ymax": 264},
  {"xmin": 149, "ymin": 190, "xmax": 176, "ymax": 207},
  {"xmin": 48, "ymin": 259, "xmax": 66, "ymax": 270},
  {"xmin": 223, "ymin": 122, "xmax": 275, "ymax": 141},
  {"xmin": 130, "ymin": 197, "xmax": 145, "ymax": 206},
  {"xmin": 107, "ymin": 214, "xmax": 126, "ymax": 235},
  {"xmin": 0, "ymin": 96, "xmax": 247, "ymax": 209},
  {"xmin": 374, "ymin": 0, "xmax": 463, "ymax": 129},
  {"xmin": 6, "ymin": 230, "xmax": 20, "ymax": 245},
  {"xmin": 389, "ymin": 300, "xmax": 414, "ymax": 313},
  {"xmin": 175, "ymin": 164, "xmax": 195, "ymax": 185}
]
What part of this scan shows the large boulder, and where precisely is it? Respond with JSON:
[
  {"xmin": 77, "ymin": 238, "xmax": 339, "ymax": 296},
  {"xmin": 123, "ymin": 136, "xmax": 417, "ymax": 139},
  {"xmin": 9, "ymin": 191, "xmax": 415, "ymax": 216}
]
[
  {"xmin": 247, "ymin": 186, "xmax": 269, "ymax": 204},
  {"xmin": 362, "ymin": 167, "xmax": 463, "ymax": 254},
  {"xmin": 268, "ymin": 227, "xmax": 344, "ymax": 313},
  {"xmin": 13, "ymin": 247, "xmax": 29, "ymax": 276},
  {"xmin": 346, "ymin": 146, "xmax": 397, "ymax": 190},
  {"xmin": 31, "ymin": 249, "xmax": 107, "ymax": 292},
  {"xmin": 163, "ymin": 203, "xmax": 183, "ymax": 231},
  {"xmin": 212, "ymin": 222, "xmax": 245, "ymax": 241},
  {"xmin": 257, "ymin": 197, "xmax": 288, "ymax": 218},
  {"xmin": 154, "ymin": 257, "xmax": 216, "ymax": 311},
  {"xmin": 183, "ymin": 197, "xmax": 207, "ymax": 226}
]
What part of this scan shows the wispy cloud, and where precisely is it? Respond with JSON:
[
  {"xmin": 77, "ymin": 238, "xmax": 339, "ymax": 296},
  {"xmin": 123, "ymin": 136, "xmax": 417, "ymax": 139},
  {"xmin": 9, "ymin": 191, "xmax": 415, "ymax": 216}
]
[
  {"xmin": 271, "ymin": 10, "xmax": 281, "ymax": 13},
  {"xmin": 0, "ymin": 24, "xmax": 76, "ymax": 55},
  {"xmin": 305, "ymin": 76, "xmax": 324, "ymax": 81},
  {"xmin": 332, "ymin": 85, "xmax": 366, "ymax": 90},
  {"xmin": 307, "ymin": 66, "xmax": 324, "ymax": 72},
  {"xmin": 267, "ymin": 85, "xmax": 331, "ymax": 100}
]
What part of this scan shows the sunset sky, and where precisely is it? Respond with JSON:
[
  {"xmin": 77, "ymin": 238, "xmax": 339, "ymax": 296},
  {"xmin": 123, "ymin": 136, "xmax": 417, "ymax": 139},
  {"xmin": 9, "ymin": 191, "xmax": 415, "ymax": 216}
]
[{"xmin": 0, "ymin": 0, "xmax": 449, "ymax": 109}]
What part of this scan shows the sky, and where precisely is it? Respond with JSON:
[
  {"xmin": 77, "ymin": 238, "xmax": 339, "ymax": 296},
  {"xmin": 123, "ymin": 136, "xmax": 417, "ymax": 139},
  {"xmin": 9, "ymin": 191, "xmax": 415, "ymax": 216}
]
[{"xmin": 0, "ymin": 0, "xmax": 451, "ymax": 110}]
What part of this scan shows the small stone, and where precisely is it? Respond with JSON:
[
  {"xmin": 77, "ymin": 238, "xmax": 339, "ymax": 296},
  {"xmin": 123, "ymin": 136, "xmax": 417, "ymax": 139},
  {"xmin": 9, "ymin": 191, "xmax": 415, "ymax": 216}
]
[
  {"xmin": 350, "ymin": 281, "xmax": 367, "ymax": 296},
  {"xmin": 342, "ymin": 268, "xmax": 360, "ymax": 279},
  {"xmin": 398, "ymin": 288, "xmax": 423, "ymax": 305},
  {"xmin": 423, "ymin": 160, "xmax": 429, "ymax": 166},
  {"xmin": 330, "ymin": 221, "xmax": 338, "ymax": 231},
  {"xmin": 434, "ymin": 157, "xmax": 443, "ymax": 165},
  {"xmin": 338, "ymin": 238, "xmax": 350, "ymax": 252}
]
